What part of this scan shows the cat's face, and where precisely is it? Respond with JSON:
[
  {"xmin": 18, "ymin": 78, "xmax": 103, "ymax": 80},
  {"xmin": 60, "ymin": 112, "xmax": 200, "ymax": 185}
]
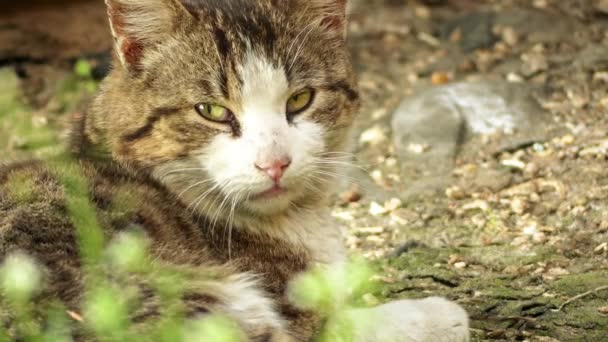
[{"xmin": 93, "ymin": 0, "xmax": 358, "ymax": 218}]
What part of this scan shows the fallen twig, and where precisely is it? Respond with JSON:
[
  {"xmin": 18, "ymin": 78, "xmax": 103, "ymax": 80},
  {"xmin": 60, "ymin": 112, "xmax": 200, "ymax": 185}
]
[
  {"xmin": 66, "ymin": 310, "xmax": 84, "ymax": 323},
  {"xmin": 553, "ymin": 285, "xmax": 608, "ymax": 312}
]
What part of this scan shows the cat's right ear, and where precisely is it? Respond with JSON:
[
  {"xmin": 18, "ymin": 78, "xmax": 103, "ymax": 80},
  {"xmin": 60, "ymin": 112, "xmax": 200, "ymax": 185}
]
[{"xmin": 105, "ymin": 0, "xmax": 187, "ymax": 73}]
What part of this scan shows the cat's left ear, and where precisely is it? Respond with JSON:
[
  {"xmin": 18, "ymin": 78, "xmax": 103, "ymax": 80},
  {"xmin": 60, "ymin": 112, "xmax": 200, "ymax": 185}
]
[
  {"xmin": 105, "ymin": 0, "xmax": 191, "ymax": 73},
  {"xmin": 313, "ymin": 0, "xmax": 349, "ymax": 37}
]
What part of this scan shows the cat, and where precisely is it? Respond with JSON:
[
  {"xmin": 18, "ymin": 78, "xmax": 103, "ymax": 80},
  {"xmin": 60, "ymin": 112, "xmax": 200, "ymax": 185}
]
[{"xmin": 0, "ymin": 0, "xmax": 469, "ymax": 340}]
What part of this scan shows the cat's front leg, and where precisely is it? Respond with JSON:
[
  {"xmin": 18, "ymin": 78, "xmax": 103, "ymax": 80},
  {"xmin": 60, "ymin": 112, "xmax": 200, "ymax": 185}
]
[
  {"xmin": 180, "ymin": 272, "xmax": 296, "ymax": 342},
  {"xmin": 349, "ymin": 297, "xmax": 470, "ymax": 342}
]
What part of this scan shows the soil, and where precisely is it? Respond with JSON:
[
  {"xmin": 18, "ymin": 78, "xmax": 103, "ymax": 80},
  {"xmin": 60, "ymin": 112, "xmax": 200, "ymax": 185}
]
[{"xmin": 1, "ymin": 0, "xmax": 607, "ymax": 341}]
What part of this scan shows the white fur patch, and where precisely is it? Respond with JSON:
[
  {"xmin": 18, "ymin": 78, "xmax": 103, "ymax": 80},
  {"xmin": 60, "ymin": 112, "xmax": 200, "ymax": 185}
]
[{"xmin": 212, "ymin": 273, "xmax": 285, "ymax": 331}]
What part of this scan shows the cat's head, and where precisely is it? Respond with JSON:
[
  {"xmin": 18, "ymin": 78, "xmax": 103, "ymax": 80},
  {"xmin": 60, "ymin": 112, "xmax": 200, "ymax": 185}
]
[{"xmin": 89, "ymin": 0, "xmax": 359, "ymax": 218}]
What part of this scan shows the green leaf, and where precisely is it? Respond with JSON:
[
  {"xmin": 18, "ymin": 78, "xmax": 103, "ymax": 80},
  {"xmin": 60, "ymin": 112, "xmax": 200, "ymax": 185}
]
[{"xmin": 74, "ymin": 59, "xmax": 93, "ymax": 79}]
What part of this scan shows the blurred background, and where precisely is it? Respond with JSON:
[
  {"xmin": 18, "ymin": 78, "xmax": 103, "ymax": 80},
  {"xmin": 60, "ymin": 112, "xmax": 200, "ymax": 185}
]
[{"xmin": 1, "ymin": 0, "xmax": 608, "ymax": 340}]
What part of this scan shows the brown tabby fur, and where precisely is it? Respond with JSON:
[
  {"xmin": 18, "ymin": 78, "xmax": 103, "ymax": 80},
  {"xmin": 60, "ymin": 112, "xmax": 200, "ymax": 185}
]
[{"xmin": 0, "ymin": 0, "xmax": 359, "ymax": 341}]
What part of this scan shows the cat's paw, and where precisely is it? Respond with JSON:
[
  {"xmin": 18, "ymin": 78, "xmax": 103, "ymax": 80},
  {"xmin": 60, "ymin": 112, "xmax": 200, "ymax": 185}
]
[{"xmin": 350, "ymin": 297, "xmax": 469, "ymax": 342}]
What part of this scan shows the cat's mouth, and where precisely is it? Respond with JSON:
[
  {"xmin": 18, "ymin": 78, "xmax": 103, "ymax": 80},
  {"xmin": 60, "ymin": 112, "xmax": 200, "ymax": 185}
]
[{"xmin": 252, "ymin": 185, "xmax": 288, "ymax": 200}]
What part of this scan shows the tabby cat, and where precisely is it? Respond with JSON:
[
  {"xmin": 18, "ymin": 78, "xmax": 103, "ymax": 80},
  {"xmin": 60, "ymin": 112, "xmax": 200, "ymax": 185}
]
[{"xmin": 0, "ymin": 0, "xmax": 469, "ymax": 340}]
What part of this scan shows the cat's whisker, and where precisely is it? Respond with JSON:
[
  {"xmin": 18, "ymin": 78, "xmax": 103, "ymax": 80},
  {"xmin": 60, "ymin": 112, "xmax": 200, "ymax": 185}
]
[
  {"xmin": 188, "ymin": 181, "xmax": 224, "ymax": 214},
  {"xmin": 301, "ymin": 178, "xmax": 325, "ymax": 196},
  {"xmin": 285, "ymin": 4, "xmax": 315, "ymax": 70},
  {"xmin": 313, "ymin": 160, "xmax": 369, "ymax": 172},
  {"xmin": 159, "ymin": 167, "xmax": 207, "ymax": 180},
  {"xmin": 209, "ymin": 187, "xmax": 232, "ymax": 236},
  {"xmin": 195, "ymin": 179, "xmax": 233, "ymax": 236},
  {"xmin": 318, "ymin": 151, "xmax": 357, "ymax": 157},
  {"xmin": 288, "ymin": 18, "xmax": 321, "ymax": 72},
  {"xmin": 226, "ymin": 189, "xmax": 247, "ymax": 260},
  {"xmin": 304, "ymin": 174, "xmax": 330, "ymax": 187},
  {"xmin": 311, "ymin": 170, "xmax": 360, "ymax": 185},
  {"xmin": 177, "ymin": 178, "xmax": 215, "ymax": 199},
  {"xmin": 196, "ymin": 189, "xmax": 224, "ymax": 230}
]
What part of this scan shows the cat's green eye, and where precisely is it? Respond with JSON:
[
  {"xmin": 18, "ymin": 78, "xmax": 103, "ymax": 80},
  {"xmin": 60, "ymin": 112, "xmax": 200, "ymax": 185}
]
[
  {"xmin": 286, "ymin": 89, "xmax": 315, "ymax": 116},
  {"xmin": 195, "ymin": 103, "xmax": 234, "ymax": 123}
]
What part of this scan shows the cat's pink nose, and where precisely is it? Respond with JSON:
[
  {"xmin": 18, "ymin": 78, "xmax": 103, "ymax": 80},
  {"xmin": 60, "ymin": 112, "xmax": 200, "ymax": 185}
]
[{"xmin": 255, "ymin": 158, "xmax": 292, "ymax": 182}]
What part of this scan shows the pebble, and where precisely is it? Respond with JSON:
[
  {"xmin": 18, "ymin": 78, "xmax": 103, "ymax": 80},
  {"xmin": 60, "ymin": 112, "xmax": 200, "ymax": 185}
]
[
  {"xmin": 385, "ymin": 157, "xmax": 398, "ymax": 168},
  {"xmin": 522, "ymin": 221, "xmax": 539, "ymax": 235},
  {"xmin": 414, "ymin": 6, "xmax": 431, "ymax": 19},
  {"xmin": 560, "ymin": 134, "xmax": 575, "ymax": 145},
  {"xmin": 384, "ymin": 198, "xmax": 403, "ymax": 212},
  {"xmin": 356, "ymin": 226, "xmax": 385, "ymax": 235},
  {"xmin": 359, "ymin": 125, "xmax": 388, "ymax": 146},
  {"xmin": 454, "ymin": 262, "xmax": 467, "ymax": 269},
  {"xmin": 462, "ymin": 199, "xmax": 490, "ymax": 212},
  {"xmin": 594, "ymin": 242, "xmax": 608, "ymax": 253},
  {"xmin": 340, "ymin": 187, "xmax": 362, "ymax": 204},
  {"xmin": 431, "ymin": 72, "xmax": 450, "ymax": 85},
  {"xmin": 511, "ymin": 197, "xmax": 529, "ymax": 215},
  {"xmin": 524, "ymin": 162, "xmax": 540, "ymax": 176},
  {"xmin": 446, "ymin": 186, "xmax": 466, "ymax": 200},
  {"xmin": 545, "ymin": 267, "xmax": 570, "ymax": 279},
  {"xmin": 501, "ymin": 158, "xmax": 526, "ymax": 170},
  {"xmin": 390, "ymin": 209, "xmax": 419, "ymax": 225},
  {"xmin": 501, "ymin": 27, "xmax": 519, "ymax": 46},
  {"xmin": 506, "ymin": 72, "xmax": 524, "ymax": 83},
  {"xmin": 332, "ymin": 210, "xmax": 355, "ymax": 221},
  {"xmin": 471, "ymin": 214, "xmax": 487, "ymax": 228},
  {"xmin": 596, "ymin": 0, "xmax": 608, "ymax": 14},
  {"xmin": 370, "ymin": 169, "xmax": 385, "ymax": 185},
  {"xmin": 502, "ymin": 181, "xmax": 538, "ymax": 197},
  {"xmin": 532, "ymin": 232, "xmax": 548, "ymax": 244},
  {"xmin": 532, "ymin": 0, "xmax": 548, "ymax": 8},
  {"xmin": 521, "ymin": 51, "xmax": 549, "ymax": 76},
  {"xmin": 369, "ymin": 201, "xmax": 389, "ymax": 216},
  {"xmin": 407, "ymin": 143, "xmax": 430, "ymax": 154}
]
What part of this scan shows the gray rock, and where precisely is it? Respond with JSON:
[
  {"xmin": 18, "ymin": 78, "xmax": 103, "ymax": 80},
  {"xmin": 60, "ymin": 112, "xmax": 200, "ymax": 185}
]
[
  {"xmin": 392, "ymin": 80, "xmax": 554, "ymax": 196},
  {"xmin": 574, "ymin": 44, "xmax": 608, "ymax": 72},
  {"xmin": 494, "ymin": 8, "xmax": 575, "ymax": 44},
  {"xmin": 440, "ymin": 12, "xmax": 496, "ymax": 52}
]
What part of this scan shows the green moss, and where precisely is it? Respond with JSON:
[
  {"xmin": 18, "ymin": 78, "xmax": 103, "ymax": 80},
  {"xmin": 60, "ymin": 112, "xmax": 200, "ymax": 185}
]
[
  {"xmin": 551, "ymin": 272, "xmax": 608, "ymax": 297},
  {"xmin": 4, "ymin": 173, "xmax": 39, "ymax": 204},
  {"xmin": 466, "ymin": 245, "xmax": 561, "ymax": 270}
]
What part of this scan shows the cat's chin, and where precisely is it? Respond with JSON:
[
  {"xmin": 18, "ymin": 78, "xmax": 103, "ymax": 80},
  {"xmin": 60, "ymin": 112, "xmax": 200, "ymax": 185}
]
[{"xmin": 243, "ymin": 191, "xmax": 293, "ymax": 215}]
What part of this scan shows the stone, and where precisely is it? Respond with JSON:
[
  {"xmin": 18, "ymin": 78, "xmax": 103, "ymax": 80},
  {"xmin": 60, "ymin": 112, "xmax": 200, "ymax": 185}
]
[
  {"xmin": 494, "ymin": 8, "xmax": 575, "ymax": 44},
  {"xmin": 439, "ymin": 12, "xmax": 497, "ymax": 52},
  {"xmin": 595, "ymin": 0, "xmax": 608, "ymax": 14},
  {"xmin": 359, "ymin": 124, "xmax": 388, "ymax": 147},
  {"xmin": 574, "ymin": 44, "xmax": 608, "ymax": 72},
  {"xmin": 392, "ymin": 80, "xmax": 554, "ymax": 196},
  {"xmin": 511, "ymin": 197, "xmax": 529, "ymax": 215},
  {"xmin": 369, "ymin": 201, "xmax": 389, "ymax": 216}
]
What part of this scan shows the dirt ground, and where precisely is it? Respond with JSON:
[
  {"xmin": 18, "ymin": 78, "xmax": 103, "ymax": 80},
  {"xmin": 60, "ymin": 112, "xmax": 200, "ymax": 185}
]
[
  {"xmin": 1, "ymin": 0, "xmax": 608, "ymax": 341},
  {"xmin": 345, "ymin": 1, "xmax": 608, "ymax": 341}
]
